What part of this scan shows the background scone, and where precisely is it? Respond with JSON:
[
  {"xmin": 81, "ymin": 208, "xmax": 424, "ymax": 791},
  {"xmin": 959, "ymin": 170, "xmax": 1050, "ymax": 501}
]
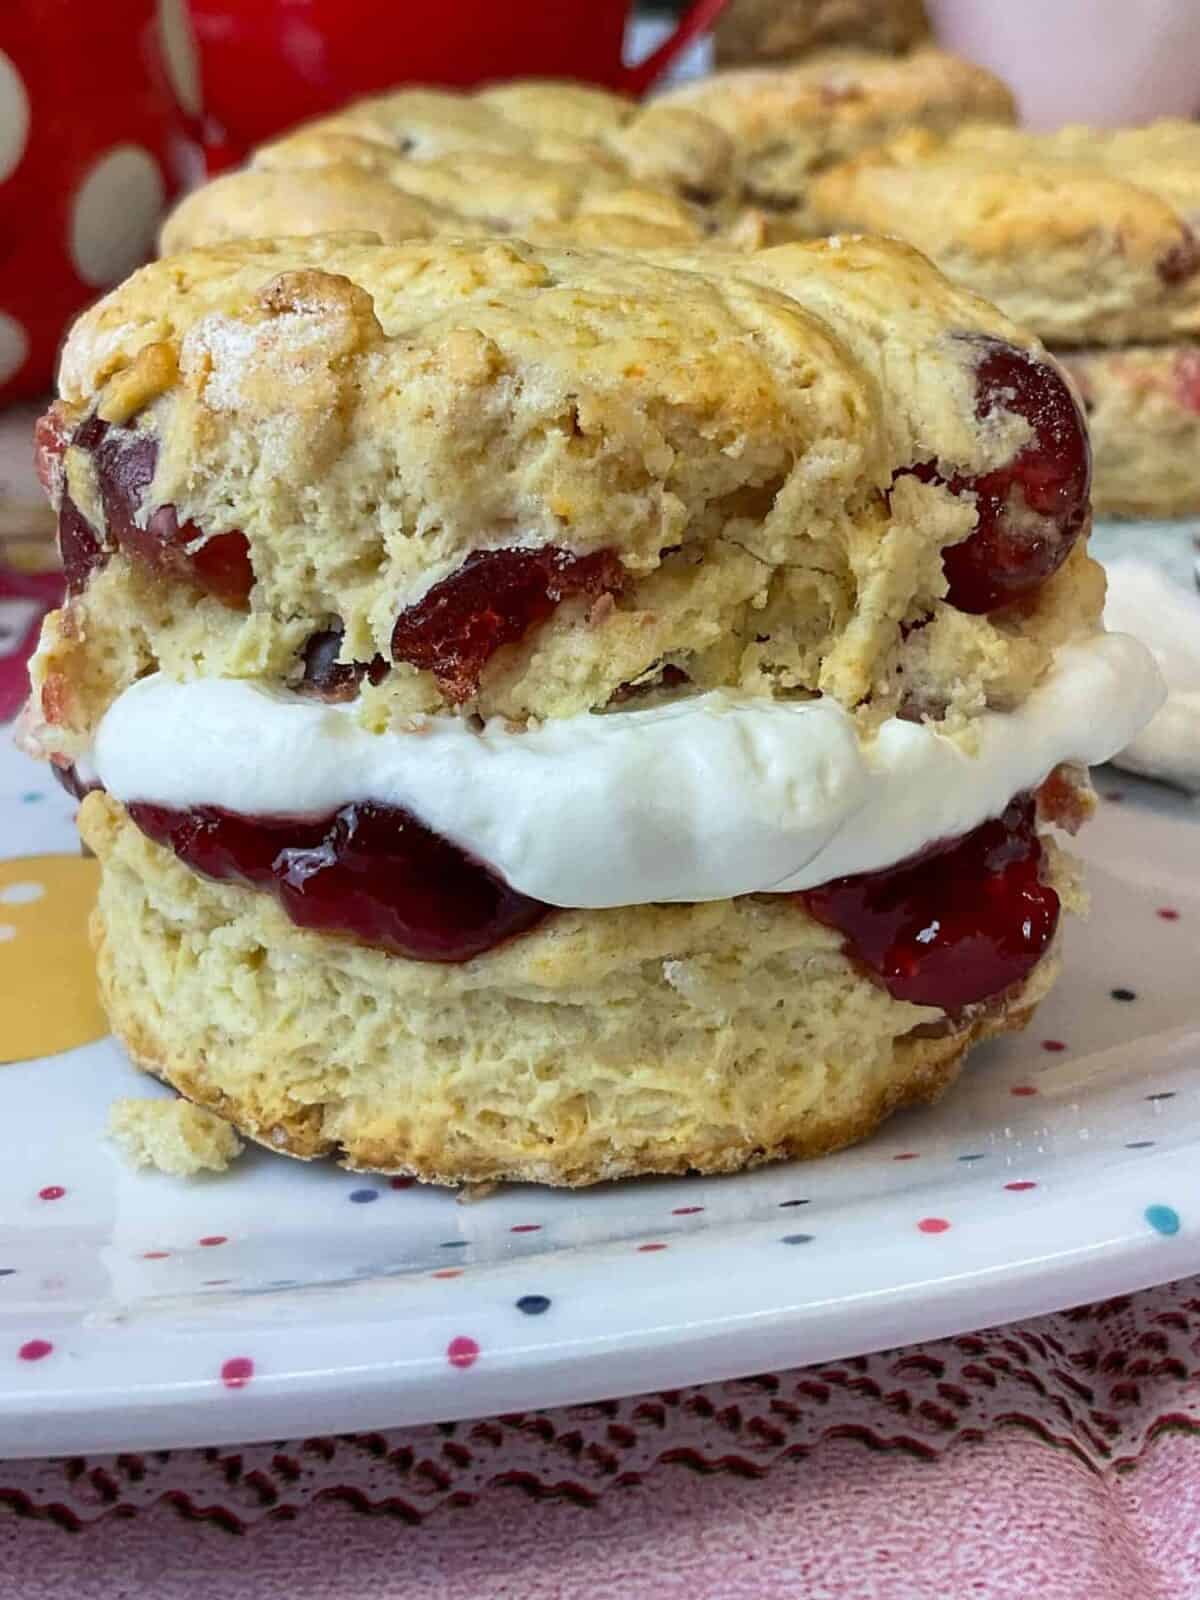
[
  {"xmin": 659, "ymin": 48, "xmax": 1015, "ymax": 238},
  {"xmin": 714, "ymin": 0, "xmax": 930, "ymax": 67},
  {"xmin": 22, "ymin": 234, "xmax": 1160, "ymax": 1185},
  {"xmin": 162, "ymin": 81, "xmax": 734, "ymax": 255},
  {"xmin": 808, "ymin": 122, "xmax": 1200, "ymax": 516}
]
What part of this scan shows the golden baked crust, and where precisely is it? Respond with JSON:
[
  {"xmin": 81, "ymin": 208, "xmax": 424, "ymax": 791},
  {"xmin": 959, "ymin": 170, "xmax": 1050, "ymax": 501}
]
[
  {"xmin": 161, "ymin": 80, "xmax": 732, "ymax": 254},
  {"xmin": 808, "ymin": 122, "xmax": 1200, "ymax": 345},
  {"xmin": 1059, "ymin": 344, "xmax": 1200, "ymax": 519},
  {"xmin": 659, "ymin": 49, "xmax": 1015, "ymax": 234},
  {"xmin": 30, "ymin": 232, "xmax": 1104, "ymax": 758},
  {"xmin": 715, "ymin": 0, "xmax": 930, "ymax": 67},
  {"xmin": 83, "ymin": 791, "xmax": 1069, "ymax": 1186}
]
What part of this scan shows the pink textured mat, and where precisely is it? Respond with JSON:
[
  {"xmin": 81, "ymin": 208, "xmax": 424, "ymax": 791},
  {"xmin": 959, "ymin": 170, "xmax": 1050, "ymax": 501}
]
[{"xmin": 2, "ymin": 1281, "xmax": 1199, "ymax": 1597}]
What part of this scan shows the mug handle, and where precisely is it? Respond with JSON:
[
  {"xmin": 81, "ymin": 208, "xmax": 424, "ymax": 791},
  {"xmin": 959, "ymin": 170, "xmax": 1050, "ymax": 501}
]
[{"xmin": 619, "ymin": 0, "xmax": 733, "ymax": 96}]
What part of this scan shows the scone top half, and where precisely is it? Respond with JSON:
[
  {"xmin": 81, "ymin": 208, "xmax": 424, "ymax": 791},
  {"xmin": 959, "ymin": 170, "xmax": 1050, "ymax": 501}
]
[{"xmin": 32, "ymin": 231, "xmax": 1106, "ymax": 759}]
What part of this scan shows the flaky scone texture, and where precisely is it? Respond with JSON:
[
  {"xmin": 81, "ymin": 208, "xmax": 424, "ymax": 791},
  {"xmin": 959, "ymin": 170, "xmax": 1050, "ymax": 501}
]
[
  {"xmin": 660, "ymin": 49, "xmax": 1015, "ymax": 233},
  {"xmin": 1058, "ymin": 345, "xmax": 1200, "ymax": 519},
  {"xmin": 83, "ymin": 791, "xmax": 1070, "ymax": 1186},
  {"xmin": 31, "ymin": 232, "xmax": 1104, "ymax": 762},
  {"xmin": 161, "ymin": 80, "xmax": 733, "ymax": 255},
  {"xmin": 808, "ymin": 123, "xmax": 1200, "ymax": 346}
]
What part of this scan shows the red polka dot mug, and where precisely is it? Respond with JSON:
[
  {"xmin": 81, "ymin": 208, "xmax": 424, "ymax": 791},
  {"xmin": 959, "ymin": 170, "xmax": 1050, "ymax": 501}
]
[{"xmin": 0, "ymin": 1, "xmax": 183, "ymax": 405}]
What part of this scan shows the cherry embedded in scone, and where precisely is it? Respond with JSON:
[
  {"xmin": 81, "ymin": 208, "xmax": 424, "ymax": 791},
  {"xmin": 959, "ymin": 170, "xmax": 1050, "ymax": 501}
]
[{"xmin": 900, "ymin": 339, "xmax": 1090, "ymax": 614}]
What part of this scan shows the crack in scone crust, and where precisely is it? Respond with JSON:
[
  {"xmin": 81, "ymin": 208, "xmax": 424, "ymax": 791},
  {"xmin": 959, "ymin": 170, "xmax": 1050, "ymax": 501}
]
[{"xmin": 31, "ymin": 233, "xmax": 1103, "ymax": 761}]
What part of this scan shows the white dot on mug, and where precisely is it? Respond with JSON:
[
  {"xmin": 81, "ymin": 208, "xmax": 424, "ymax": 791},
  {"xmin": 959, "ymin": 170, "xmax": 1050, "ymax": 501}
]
[
  {"xmin": 0, "ymin": 311, "xmax": 29, "ymax": 388},
  {"xmin": 157, "ymin": 0, "xmax": 202, "ymax": 116},
  {"xmin": 0, "ymin": 51, "xmax": 30, "ymax": 185},
  {"xmin": 70, "ymin": 146, "xmax": 166, "ymax": 288}
]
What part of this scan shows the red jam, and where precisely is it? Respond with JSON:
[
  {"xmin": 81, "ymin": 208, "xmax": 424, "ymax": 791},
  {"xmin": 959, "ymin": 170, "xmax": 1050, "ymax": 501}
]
[
  {"xmin": 52, "ymin": 414, "xmax": 254, "ymax": 608},
  {"xmin": 391, "ymin": 546, "xmax": 625, "ymax": 702},
  {"xmin": 126, "ymin": 799, "xmax": 551, "ymax": 963},
  {"xmin": 801, "ymin": 795, "xmax": 1059, "ymax": 1012},
  {"xmin": 899, "ymin": 338, "xmax": 1090, "ymax": 615}
]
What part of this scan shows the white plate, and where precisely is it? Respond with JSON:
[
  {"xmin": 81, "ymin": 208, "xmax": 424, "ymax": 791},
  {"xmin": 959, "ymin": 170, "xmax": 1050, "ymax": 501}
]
[{"xmin": 0, "ymin": 730, "xmax": 1198, "ymax": 1459}]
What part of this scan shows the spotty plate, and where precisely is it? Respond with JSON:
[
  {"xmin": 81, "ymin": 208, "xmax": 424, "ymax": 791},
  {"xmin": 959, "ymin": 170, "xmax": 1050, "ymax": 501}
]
[{"xmin": 1, "ymin": 730, "xmax": 1198, "ymax": 1459}]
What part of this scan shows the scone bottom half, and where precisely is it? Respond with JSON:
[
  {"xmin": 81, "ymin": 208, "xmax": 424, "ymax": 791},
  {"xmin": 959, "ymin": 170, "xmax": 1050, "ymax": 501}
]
[{"xmin": 23, "ymin": 234, "xmax": 1123, "ymax": 1185}]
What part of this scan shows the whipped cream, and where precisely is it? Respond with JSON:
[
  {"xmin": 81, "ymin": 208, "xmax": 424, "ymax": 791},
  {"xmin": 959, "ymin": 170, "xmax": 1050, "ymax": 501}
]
[
  {"xmin": 1103, "ymin": 559, "xmax": 1200, "ymax": 794},
  {"xmin": 91, "ymin": 633, "xmax": 1164, "ymax": 909}
]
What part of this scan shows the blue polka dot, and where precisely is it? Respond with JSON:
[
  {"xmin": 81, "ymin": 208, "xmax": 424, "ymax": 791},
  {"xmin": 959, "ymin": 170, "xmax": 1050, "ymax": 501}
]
[
  {"xmin": 1126, "ymin": 1140, "xmax": 1156, "ymax": 1149},
  {"xmin": 440, "ymin": 1240, "xmax": 468, "ymax": 1249},
  {"xmin": 778, "ymin": 1199, "xmax": 810, "ymax": 1208},
  {"xmin": 348, "ymin": 1188, "xmax": 379, "ymax": 1204},
  {"xmin": 1146, "ymin": 1204, "xmax": 1181, "ymax": 1237},
  {"xmin": 20, "ymin": 791, "xmax": 44, "ymax": 804},
  {"xmin": 957, "ymin": 1153, "xmax": 987, "ymax": 1162},
  {"xmin": 1146, "ymin": 1092, "xmax": 1176, "ymax": 1102},
  {"xmin": 781, "ymin": 1233, "xmax": 814, "ymax": 1245},
  {"xmin": 516, "ymin": 1294, "xmax": 550, "ymax": 1315},
  {"xmin": 0, "ymin": 1269, "xmax": 15, "ymax": 1277},
  {"xmin": 1111, "ymin": 988, "xmax": 1137, "ymax": 1003}
]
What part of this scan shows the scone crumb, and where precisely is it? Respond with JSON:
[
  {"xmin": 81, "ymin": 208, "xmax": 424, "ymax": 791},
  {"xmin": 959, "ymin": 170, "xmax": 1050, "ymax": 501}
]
[
  {"xmin": 456, "ymin": 1181, "xmax": 501, "ymax": 1205},
  {"xmin": 107, "ymin": 1098, "xmax": 244, "ymax": 1176}
]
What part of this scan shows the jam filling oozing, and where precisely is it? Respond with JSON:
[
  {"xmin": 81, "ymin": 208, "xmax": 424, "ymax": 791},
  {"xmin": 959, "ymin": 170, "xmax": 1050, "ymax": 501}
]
[
  {"xmin": 51, "ymin": 414, "xmax": 253, "ymax": 607},
  {"xmin": 800, "ymin": 794, "xmax": 1059, "ymax": 1012},
  {"xmin": 127, "ymin": 799, "xmax": 551, "ymax": 963},
  {"xmin": 898, "ymin": 337, "xmax": 1091, "ymax": 615},
  {"xmin": 391, "ymin": 546, "xmax": 626, "ymax": 702}
]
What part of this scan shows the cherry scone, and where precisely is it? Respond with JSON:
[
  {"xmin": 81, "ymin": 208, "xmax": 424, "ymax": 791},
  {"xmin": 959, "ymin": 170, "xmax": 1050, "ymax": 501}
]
[{"xmin": 21, "ymin": 233, "xmax": 1161, "ymax": 1184}]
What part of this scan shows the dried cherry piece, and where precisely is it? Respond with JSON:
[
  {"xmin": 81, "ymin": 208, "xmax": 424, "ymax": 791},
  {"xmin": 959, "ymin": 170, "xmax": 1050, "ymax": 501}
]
[
  {"xmin": 299, "ymin": 626, "xmax": 389, "ymax": 701},
  {"xmin": 899, "ymin": 338, "xmax": 1090, "ymax": 614},
  {"xmin": 391, "ymin": 546, "xmax": 625, "ymax": 702},
  {"xmin": 801, "ymin": 794, "xmax": 1059, "ymax": 1012},
  {"xmin": 128, "ymin": 798, "xmax": 550, "ymax": 963}
]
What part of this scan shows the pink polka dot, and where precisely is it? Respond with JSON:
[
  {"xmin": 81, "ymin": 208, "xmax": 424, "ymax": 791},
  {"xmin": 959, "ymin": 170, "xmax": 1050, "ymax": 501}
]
[
  {"xmin": 510, "ymin": 1224, "xmax": 541, "ymax": 1234},
  {"xmin": 1158, "ymin": 908, "xmax": 1181, "ymax": 921},
  {"xmin": 432, "ymin": 1268, "xmax": 463, "ymax": 1280},
  {"xmin": 220, "ymin": 1357, "xmax": 253, "ymax": 1390},
  {"xmin": 917, "ymin": 1217, "xmax": 951, "ymax": 1234},
  {"xmin": 447, "ymin": 1336, "xmax": 479, "ymax": 1370},
  {"xmin": 637, "ymin": 1243, "xmax": 668, "ymax": 1253},
  {"xmin": 203, "ymin": 1279, "xmax": 232, "ymax": 1287},
  {"xmin": 672, "ymin": 1206, "xmax": 704, "ymax": 1215},
  {"xmin": 18, "ymin": 1339, "xmax": 52, "ymax": 1362},
  {"xmin": 1041, "ymin": 1040, "xmax": 1067, "ymax": 1053},
  {"xmin": 1005, "ymin": 1181, "xmax": 1037, "ymax": 1192},
  {"xmin": 38, "ymin": 1186, "xmax": 65, "ymax": 1201},
  {"xmin": 198, "ymin": 1235, "xmax": 227, "ymax": 1248},
  {"xmin": 389, "ymin": 1177, "xmax": 414, "ymax": 1190},
  {"xmin": 1010, "ymin": 1085, "xmax": 1038, "ymax": 1097},
  {"xmin": 142, "ymin": 1251, "xmax": 169, "ymax": 1260},
  {"xmin": 893, "ymin": 1152, "xmax": 920, "ymax": 1161}
]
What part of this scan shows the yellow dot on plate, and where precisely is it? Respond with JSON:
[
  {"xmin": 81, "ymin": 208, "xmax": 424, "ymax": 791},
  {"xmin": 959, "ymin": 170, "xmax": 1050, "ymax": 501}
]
[{"xmin": 0, "ymin": 854, "xmax": 107, "ymax": 1064}]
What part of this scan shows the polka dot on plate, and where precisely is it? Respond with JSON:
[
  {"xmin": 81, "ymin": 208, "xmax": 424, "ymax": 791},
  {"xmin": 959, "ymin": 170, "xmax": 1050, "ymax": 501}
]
[
  {"xmin": 220, "ymin": 1356, "xmax": 254, "ymax": 1389},
  {"xmin": 1111, "ymin": 987, "xmax": 1137, "ymax": 1003},
  {"xmin": 1146, "ymin": 1092, "xmax": 1176, "ymax": 1103},
  {"xmin": 778, "ymin": 1199, "xmax": 809, "ymax": 1208},
  {"xmin": 198, "ymin": 1235, "xmax": 227, "ymax": 1248},
  {"xmin": 957, "ymin": 1153, "xmax": 986, "ymax": 1163},
  {"xmin": 1010, "ymin": 1085, "xmax": 1038, "ymax": 1097},
  {"xmin": 432, "ymin": 1268, "xmax": 462, "ymax": 1280},
  {"xmin": 1146, "ymin": 1204, "xmax": 1181, "ymax": 1237},
  {"xmin": 918, "ymin": 1217, "xmax": 951, "ymax": 1234},
  {"xmin": 1157, "ymin": 908, "xmax": 1180, "ymax": 922},
  {"xmin": 0, "ymin": 51, "xmax": 30, "ymax": 184},
  {"xmin": 348, "ymin": 1188, "xmax": 379, "ymax": 1204},
  {"xmin": 0, "ymin": 1270, "xmax": 15, "ymax": 1278},
  {"xmin": 157, "ymin": 0, "xmax": 203, "ymax": 115},
  {"xmin": 637, "ymin": 1243, "xmax": 668, "ymax": 1253},
  {"xmin": 439, "ymin": 1240, "xmax": 468, "ymax": 1250},
  {"xmin": 510, "ymin": 1224, "xmax": 541, "ymax": 1234},
  {"xmin": 781, "ymin": 1233, "xmax": 814, "ymax": 1245},
  {"xmin": 389, "ymin": 1177, "xmax": 414, "ymax": 1190},
  {"xmin": 672, "ymin": 1206, "xmax": 704, "ymax": 1216},
  {"xmin": 1005, "ymin": 1181, "xmax": 1037, "ymax": 1192},
  {"xmin": 0, "ymin": 882, "xmax": 45, "ymax": 906},
  {"xmin": 892, "ymin": 1152, "xmax": 920, "ymax": 1162},
  {"xmin": 516, "ymin": 1295, "xmax": 550, "ymax": 1315},
  {"xmin": 1126, "ymin": 1141, "xmax": 1156, "ymax": 1150},
  {"xmin": 38, "ymin": 1186, "xmax": 65, "ymax": 1202},
  {"xmin": 142, "ymin": 1251, "xmax": 169, "ymax": 1261},
  {"xmin": 447, "ymin": 1336, "xmax": 479, "ymax": 1370},
  {"xmin": 70, "ymin": 146, "xmax": 166, "ymax": 288},
  {"xmin": 0, "ymin": 311, "xmax": 27, "ymax": 388},
  {"xmin": 18, "ymin": 1339, "xmax": 52, "ymax": 1362},
  {"xmin": 1041, "ymin": 1039, "xmax": 1067, "ymax": 1053}
]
